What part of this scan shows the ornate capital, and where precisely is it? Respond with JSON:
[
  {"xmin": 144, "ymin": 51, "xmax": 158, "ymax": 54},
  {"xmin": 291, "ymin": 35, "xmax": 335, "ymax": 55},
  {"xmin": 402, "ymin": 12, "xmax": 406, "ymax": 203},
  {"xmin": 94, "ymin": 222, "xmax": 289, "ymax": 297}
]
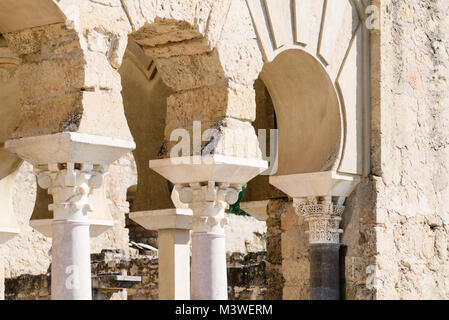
[
  {"xmin": 175, "ymin": 181, "xmax": 242, "ymax": 234},
  {"xmin": 34, "ymin": 163, "xmax": 108, "ymax": 221},
  {"xmin": 293, "ymin": 196, "xmax": 345, "ymax": 245}
]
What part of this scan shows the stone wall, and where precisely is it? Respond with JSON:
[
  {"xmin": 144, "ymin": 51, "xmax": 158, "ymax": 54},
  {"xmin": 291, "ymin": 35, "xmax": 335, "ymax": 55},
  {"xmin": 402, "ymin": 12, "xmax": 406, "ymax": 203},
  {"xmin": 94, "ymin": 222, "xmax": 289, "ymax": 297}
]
[
  {"xmin": 5, "ymin": 250, "xmax": 267, "ymax": 300},
  {"xmin": 280, "ymin": 200, "xmax": 310, "ymax": 300},
  {"xmin": 227, "ymin": 252, "xmax": 267, "ymax": 300},
  {"xmin": 265, "ymin": 199, "xmax": 285, "ymax": 300},
  {"xmin": 369, "ymin": 0, "xmax": 449, "ymax": 299},
  {"xmin": 259, "ymin": 0, "xmax": 449, "ymax": 301},
  {"xmin": 126, "ymin": 211, "xmax": 267, "ymax": 255}
]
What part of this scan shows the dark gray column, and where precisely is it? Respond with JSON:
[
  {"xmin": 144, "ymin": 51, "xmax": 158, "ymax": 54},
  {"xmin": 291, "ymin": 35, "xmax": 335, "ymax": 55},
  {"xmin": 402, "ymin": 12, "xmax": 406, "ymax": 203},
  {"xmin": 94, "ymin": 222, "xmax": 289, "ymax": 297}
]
[{"xmin": 310, "ymin": 243, "xmax": 340, "ymax": 300}]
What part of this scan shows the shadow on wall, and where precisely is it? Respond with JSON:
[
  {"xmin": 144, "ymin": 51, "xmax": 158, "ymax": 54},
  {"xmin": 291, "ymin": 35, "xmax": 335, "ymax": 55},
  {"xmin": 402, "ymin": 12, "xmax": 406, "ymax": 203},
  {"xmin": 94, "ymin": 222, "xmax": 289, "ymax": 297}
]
[{"xmin": 120, "ymin": 40, "xmax": 174, "ymax": 213}]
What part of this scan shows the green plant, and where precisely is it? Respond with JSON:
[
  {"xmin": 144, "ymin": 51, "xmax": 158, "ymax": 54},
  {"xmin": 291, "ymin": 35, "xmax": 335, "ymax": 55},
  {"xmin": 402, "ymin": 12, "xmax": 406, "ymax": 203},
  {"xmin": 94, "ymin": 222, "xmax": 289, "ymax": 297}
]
[{"xmin": 226, "ymin": 184, "xmax": 249, "ymax": 216}]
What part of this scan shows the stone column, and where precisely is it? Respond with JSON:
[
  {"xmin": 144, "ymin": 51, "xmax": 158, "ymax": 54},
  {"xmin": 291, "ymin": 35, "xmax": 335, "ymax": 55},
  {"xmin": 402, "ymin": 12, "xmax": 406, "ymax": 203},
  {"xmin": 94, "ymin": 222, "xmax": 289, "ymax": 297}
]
[
  {"xmin": 35, "ymin": 163, "xmax": 107, "ymax": 300},
  {"xmin": 293, "ymin": 196, "xmax": 345, "ymax": 300},
  {"xmin": 150, "ymin": 155, "xmax": 267, "ymax": 300},
  {"xmin": 130, "ymin": 208, "xmax": 192, "ymax": 300},
  {"xmin": 175, "ymin": 182, "xmax": 241, "ymax": 300},
  {"xmin": 270, "ymin": 171, "xmax": 360, "ymax": 300},
  {"xmin": 6, "ymin": 132, "xmax": 135, "ymax": 300}
]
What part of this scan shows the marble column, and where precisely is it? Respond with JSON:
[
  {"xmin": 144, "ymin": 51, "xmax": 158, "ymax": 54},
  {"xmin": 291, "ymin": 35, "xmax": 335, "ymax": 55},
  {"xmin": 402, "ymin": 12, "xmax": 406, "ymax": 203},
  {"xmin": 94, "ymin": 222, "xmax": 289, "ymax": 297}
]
[
  {"xmin": 35, "ymin": 163, "xmax": 107, "ymax": 300},
  {"xmin": 6, "ymin": 132, "xmax": 135, "ymax": 300},
  {"xmin": 176, "ymin": 182, "xmax": 241, "ymax": 300},
  {"xmin": 149, "ymin": 155, "xmax": 268, "ymax": 300}
]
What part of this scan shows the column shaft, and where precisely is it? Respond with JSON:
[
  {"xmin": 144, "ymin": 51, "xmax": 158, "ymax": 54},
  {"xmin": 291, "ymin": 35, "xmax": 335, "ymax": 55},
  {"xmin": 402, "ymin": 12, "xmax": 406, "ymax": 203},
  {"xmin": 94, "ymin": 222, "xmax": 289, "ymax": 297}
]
[
  {"xmin": 310, "ymin": 243, "xmax": 340, "ymax": 300},
  {"xmin": 191, "ymin": 232, "xmax": 227, "ymax": 300},
  {"xmin": 51, "ymin": 220, "xmax": 92, "ymax": 300}
]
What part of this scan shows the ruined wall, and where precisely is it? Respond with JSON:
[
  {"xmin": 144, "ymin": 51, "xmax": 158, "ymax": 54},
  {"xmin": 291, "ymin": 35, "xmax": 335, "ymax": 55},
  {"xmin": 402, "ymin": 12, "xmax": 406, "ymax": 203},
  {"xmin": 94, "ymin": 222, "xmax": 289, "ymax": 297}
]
[
  {"xmin": 367, "ymin": 0, "xmax": 449, "ymax": 299},
  {"xmin": 264, "ymin": 0, "xmax": 449, "ymax": 301},
  {"xmin": 280, "ymin": 200, "xmax": 310, "ymax": 300},
  {"xmin": 265, "ymin": 199, "xmax": 285, "ymax": 300},
  {"xmin": 5, "ymin": 250, "xmax": 267, "ymax": 300},
  {"xmin": 227, "ymin": 252, "xmax": 267, "ymax": 300},
  {"xmin": 225, "ymin": 214, "xmax": 266, "ymax": 254}
]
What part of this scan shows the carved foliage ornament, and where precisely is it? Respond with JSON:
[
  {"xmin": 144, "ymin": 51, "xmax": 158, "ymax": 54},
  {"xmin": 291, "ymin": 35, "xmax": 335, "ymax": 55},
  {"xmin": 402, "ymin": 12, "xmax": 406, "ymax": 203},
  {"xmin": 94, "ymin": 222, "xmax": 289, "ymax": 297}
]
[{"xmin": 293, "ymin": 196, "xmax": 345, "ymax": 244}]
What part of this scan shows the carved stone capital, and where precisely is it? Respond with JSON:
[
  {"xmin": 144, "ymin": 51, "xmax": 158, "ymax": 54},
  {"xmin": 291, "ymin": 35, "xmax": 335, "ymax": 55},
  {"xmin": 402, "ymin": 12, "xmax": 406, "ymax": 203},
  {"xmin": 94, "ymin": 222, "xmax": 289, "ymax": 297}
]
[
  {"xmin": 293, "ymin": 196, "xmax": 345, "ymax": 245},
  {"xmin": 175, "ymin": 181, "xmax": 242, "ymax": 234},
  {"xmin": 34, "ymin": 163, "xmax": 108, "ymax": 221}
]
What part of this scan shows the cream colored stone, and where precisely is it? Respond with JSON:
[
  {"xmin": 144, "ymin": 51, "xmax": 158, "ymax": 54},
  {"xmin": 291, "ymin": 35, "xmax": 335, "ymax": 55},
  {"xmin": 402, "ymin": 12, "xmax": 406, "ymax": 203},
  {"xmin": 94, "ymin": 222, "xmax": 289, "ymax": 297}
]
[{"xmin": 224, "ymin": 214, "xmax": 266, "ymax": 253}]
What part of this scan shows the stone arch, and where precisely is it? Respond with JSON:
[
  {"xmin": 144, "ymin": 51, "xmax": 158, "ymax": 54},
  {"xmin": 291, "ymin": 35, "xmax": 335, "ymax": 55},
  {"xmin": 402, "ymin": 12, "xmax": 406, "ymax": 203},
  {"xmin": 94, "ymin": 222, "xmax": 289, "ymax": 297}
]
[
  {"xmin": 246, "ymin": 0, "xmax": 369, "ymax": 177},
  {"xmin": 118, "ymin": 0, "xmax": 269, "ymax": 213},
  {"xmin": 0, "ymin": 0, "xmax": 63, "ymax": 242},
  {"xmin": 117, "ymin": 0, "xmax": 368, "ymax": 204},
  {"xmin": 1, "ymin": 0, "xmax": 135, "ymax": 239},
  {"xmin": 122, "ymin": 0, "xmax": 264, "ymax": 163}
]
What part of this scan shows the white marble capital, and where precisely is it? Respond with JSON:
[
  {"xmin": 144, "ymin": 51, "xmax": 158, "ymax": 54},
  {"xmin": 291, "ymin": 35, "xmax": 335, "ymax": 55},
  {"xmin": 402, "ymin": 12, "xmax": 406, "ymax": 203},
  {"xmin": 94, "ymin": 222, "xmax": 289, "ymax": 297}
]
[
  {"xmin": 5, "ymin": 133, "xmax": 135, "ymax": 300},
  {"xmin": 175, "ymin": 182, "xmax": 241, "ymax": 235}
]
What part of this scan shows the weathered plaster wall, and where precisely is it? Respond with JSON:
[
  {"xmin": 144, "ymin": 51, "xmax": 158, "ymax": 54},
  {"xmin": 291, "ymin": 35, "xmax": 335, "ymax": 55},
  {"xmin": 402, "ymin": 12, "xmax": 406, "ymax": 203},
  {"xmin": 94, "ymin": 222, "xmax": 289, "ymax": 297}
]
[{"xmin": 367, "ymin": 0, "xmax": 449, "ymax": 299}]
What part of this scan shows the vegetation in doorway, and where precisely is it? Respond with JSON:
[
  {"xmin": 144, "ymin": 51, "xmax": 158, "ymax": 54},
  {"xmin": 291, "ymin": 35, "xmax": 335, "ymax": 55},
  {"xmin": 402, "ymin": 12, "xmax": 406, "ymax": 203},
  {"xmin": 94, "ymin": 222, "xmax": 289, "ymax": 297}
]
[{"xmin": 226, "ymin": 184, "xmax": 249, "ymax": 216}]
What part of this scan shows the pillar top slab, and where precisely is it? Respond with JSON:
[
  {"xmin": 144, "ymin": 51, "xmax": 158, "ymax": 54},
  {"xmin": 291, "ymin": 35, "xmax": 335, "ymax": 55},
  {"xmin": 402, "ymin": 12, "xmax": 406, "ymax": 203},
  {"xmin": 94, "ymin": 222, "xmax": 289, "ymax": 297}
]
[
  {"xmin": 269, "ymin": 171, "xmax": 360, "ymax": 198},
  {"xmin": 149, "ymin": 155, "xmax": 268, "ymax": 185},
  {"xmin": 5, "ymin": 132, "xmax": 135, "ymax": 166},
  {"xmin": 130, "ymin": 208, "xmax": 193, "ymax": 231},
  {"xmin": 240, "ymin": 201, "xmax": 269, "ymax": 221}
]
